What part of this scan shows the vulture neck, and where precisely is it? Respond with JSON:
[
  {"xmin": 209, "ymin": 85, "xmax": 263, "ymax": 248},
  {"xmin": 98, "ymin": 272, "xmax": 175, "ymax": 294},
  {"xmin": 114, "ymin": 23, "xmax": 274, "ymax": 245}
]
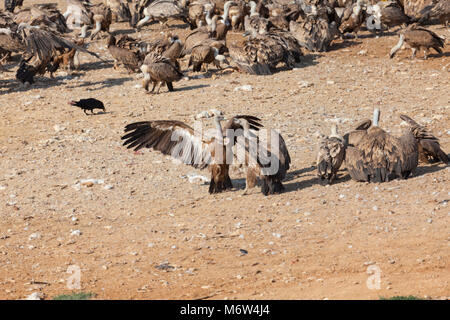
[
  {"xmin": 222, "ymin": 1, "xmax": 233, "ymax": 22},
  {"xmin": 330, "ymin": 125, "xmax": 339, "ymax": 138},
  {"xmin": 372, "ymin": 109, "xmax": 380, "ymax": 127},
  {"xmin": 205, "ymin": 8, "xmax": 213, "ymax": 26},
  {"xmin": 390, "ymin": 34, "xmax": 405, "ymax": 58},
  {"xmin": 250, "ymin": 1, "xmax": 258, "ymax": 17},
  {"xmin": 213, "ymin": 117, "xmax": 224, "ymax": 144}
]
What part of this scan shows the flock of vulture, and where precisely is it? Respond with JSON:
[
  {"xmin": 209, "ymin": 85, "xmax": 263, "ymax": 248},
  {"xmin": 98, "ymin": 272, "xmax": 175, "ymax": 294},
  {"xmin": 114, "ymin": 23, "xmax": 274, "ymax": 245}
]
[
  {"xmin": 0, "ymin": 0, "xmax": 449, "ymax": 196},
  {"xmin": 0, "ymin": 0, "xmax": 448, "ymax": 84}
]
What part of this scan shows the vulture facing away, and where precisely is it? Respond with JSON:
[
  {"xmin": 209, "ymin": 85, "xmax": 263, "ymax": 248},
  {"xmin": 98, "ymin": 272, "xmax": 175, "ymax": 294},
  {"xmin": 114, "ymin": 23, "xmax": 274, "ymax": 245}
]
[
  {"xmin": 106, "ymin": 35, "xmax": 142, "ymax": 72},
  {"xmin": 140, "ymin": 52, "xmax": 183, "ymax": 93},
  {"xmin": 400, "ymin": 114, "xmax": 449, "ymax": 164},
  {"xmin": 345, "ymin": 109, "xmax": 419, "ymax": 183}
]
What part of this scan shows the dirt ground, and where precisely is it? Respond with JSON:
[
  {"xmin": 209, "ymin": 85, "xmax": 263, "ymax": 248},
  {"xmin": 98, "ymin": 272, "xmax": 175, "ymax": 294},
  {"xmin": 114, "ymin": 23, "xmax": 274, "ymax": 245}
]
[{"xmin": 0, "ymin": 1, "xmax": 449, "ymax": 300}]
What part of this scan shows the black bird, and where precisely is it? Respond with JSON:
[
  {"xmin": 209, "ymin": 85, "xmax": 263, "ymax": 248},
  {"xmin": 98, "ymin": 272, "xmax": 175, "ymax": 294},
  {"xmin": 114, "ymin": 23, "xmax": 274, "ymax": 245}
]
[{"xmin": 69, "ymin": 98, "xmax": 105, "ymax": 115}]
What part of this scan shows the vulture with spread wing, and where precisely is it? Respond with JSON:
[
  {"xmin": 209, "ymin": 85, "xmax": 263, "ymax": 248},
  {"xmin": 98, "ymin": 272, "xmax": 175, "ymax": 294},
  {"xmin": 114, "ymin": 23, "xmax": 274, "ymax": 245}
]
[{"xmin": 121, "ymin": 110, "xmax": 265, "ymax": 194}]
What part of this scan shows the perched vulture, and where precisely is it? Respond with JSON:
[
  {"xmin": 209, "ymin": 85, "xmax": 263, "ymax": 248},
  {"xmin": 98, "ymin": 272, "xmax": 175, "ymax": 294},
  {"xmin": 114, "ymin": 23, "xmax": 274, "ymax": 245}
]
[
  {"xmin": 419, "ymin": 0, "xmax": 450, "ymax": 26},
  {"xmin": 13, "ymin": 4, "xmax": 70, "ymax": 34},
  {"xmin": 400, "ymin": 114, "xmax": 449, "ymax": 164},
  {"xmin": 289, "ymin": 15, "xmax": 339, "ymax": 52},
  {"xmin": 106, "ymin": 35, "xmax": 142, "ymax": 72},
  {"xmin": 222, "ymin": 0, "xmax": 248, "ymax": 31},
  {"xmin": 338, "ymin": 0, "xmax": 367, "ymax": 38},
  {"xmin": 188, "ymin": 43, "xmax": 229, "ymax": 72},
  {"xmin": 389, "ymin": 24, "xmax": 445, "ymax": 59},
  {"xmin": 345, "ymin": 109, "xmax": 419, "ymax": 183},
  {"xmin": 105, "ymin": 0, "xmax": 131, "ymax": 22},
  {"xmin": 135, "ymin": 0, "xmax": 190, "ymax": 29},
  {"xmin": 89, "ymin": 3, "xmax": 112, "ymax": 39},
  {"xmin": 316, "ymin": 124, "xmax": 346, "ymax": 185},
  {"xmin": 367, "ymin": 0, "xmax": 410, "ymax": 32},
  {"xmin": 229, "ymin": 33, "xmax": 295, "ymax": 75},
  {"xmin": 4, "ymin": 0, "xmax": 24, "ymax": 13},
  {"xmin": 181, "ymin": 13, "xmax": 218, "ymax": 57},
  {"xmin": 140, "ymin": 52, "xmax": 183, "ymax": 93}
]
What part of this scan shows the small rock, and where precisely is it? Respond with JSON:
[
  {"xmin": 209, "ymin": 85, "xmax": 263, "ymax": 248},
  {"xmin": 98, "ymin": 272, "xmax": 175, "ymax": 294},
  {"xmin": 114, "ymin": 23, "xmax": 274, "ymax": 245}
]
[
  {"xmin": 25, "ymin": 292, "xmax": 43, "ymax": 300},
  {"xmin": 70, "ymin": 230, "xmax": 82, "ymax": 236},
  {"xmin": 234, "ymin": 85, "xmax": 252, "ymax": 92},
  {"xmin": 28, "ymin": 233, "xmax": 41, "ymax": 241}
]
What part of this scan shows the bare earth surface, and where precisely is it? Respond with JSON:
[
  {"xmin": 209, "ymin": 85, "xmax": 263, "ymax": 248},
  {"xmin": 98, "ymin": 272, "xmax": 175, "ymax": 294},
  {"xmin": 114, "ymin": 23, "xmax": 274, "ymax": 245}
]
[{"xmin": 0, "ymin": 1, "xmax": 449, "ymax": 300}]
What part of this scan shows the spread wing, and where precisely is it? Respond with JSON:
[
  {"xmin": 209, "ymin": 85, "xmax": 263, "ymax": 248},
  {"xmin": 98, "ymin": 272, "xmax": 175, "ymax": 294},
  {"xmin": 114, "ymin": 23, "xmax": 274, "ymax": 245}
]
[
  {"xmin": 22, "ymin": 27, "xmax": 105, "ymax": 61},
  {"xmin": 121, "ymin": 120, "xmax": 213, "ymax": 169}
]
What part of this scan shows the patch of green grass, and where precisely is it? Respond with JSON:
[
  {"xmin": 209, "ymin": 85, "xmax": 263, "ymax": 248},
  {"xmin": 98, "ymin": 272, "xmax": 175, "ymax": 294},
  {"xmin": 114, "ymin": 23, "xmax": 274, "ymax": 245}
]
[
  {"xmin": 380, "ymin": 295, "xmax": 423, "ymax": 300},
  {"xmin": 53, "ymin": 292, "xmax": 95, "ymax": 300}
]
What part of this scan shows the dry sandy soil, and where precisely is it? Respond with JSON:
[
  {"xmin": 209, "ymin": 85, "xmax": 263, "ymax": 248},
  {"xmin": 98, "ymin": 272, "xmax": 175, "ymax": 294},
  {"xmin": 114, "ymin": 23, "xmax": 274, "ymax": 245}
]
[{"xmin": 0, "ymin": 1, "xmax": 449, "ymax": 300}]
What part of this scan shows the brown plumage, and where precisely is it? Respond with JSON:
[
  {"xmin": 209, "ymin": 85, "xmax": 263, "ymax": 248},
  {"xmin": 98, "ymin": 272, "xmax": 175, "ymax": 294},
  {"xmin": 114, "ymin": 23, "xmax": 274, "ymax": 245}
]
[
  {"xmin": 419, "ymin": 0, "xmax": 450, "ymax": 26},
  {"xmin": 15, "ymin": 26, "xmax": 103, "ymax": 83},
  {"xmin": 376, "ymin": 0, "xmax": 411, "ymax": 30},
  {"xmin": 188, "ymin": 0, "xmax": 213, "ymax": 29},
  {"xmin": 224, "ymin": 0, "xmax": 247, "ymax": 31},
  {"xmin": 343, "ymin": 119, "xmax": 372, "ymax": 147},
  {"xmin": 162, "ymin": 36, "xmax": 183, "ymax": 61},
  {"xmin": 316, "ymin": 124, "xmax": 346, "ymax": 185},
  {"xmin": 229, "ymin": 33, "xmax": 294, "ymax": 75},
  {"xmin": 345, "ymin": 109, "xmax": 419, "ymax": 183},
  {"xmin": 188, "ymin": 40, "xmax": 228, "ymax": 72},
  {"xmin": 400, "ymin": 114, "xmax": 449, "ymax": 164},
  {"xmin": 105, "ymin": 0, "xmax": 131, "ymax": 22},
  {"xmin": 339, "ymin": 0, "xmax": 366, "ymax": 38},
  {"xmin": 90, "ymin": 3, "xmax": 112, "ymax": 39},
  {"xmin": 140, "ymin": 52, "xmax": 183, "ymax": 93},
  {"xmin": 13, "ymin": 4, "xmax": 70, "ymax": 34},
  {"xmin": 289, "ymin": 16, "xmax": 339, "ymax": 52},
  {"xmin": 389, "ymin": 24, "xmax": 445, "ymax": 59},
  {"xmin": 228, "ymin": 116, "xmax": 291, "ymax": 195},
  {"xmin": 107, "ymin": 35, "xmax": 142, "ymax": 72},
  {"xmin": 181, "ymin": 19, "xmax": 217, "ymax": 56}
]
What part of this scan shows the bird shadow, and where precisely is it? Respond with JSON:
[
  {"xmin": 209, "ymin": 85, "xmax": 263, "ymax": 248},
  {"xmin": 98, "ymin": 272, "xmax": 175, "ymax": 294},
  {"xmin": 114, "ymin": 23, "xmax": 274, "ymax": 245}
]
[
  {"xmin": 112, "ymin": 28, "xmax": 137, "ymax": 36},
  {"xmin": 65, "ymin": 77, "xmax": 134, "ymax": 90},
  {"xmin": 174, "ymin": 84, "xmax": 210, "ymax": 92},
  {"xmin": 295, "ymin": 53, "xmax": 321, "ymax": 68},
  {"xmin": 412, "ymin": 163, "xmax": 449, "ymax": 178},
  {"xmin": 78, "ymin": 61, "xmax": 114, "ymax": 71},
  {"xmin": 356, "ymin": 31, "xmax": 398, "ymax": 39},
  {"xmin": 0, "ymin": 77, "xmax": 67, "ymax": 95},
  {"xmin": 328, "ymin": 40, "xmax": 362, "ymax": 51}
]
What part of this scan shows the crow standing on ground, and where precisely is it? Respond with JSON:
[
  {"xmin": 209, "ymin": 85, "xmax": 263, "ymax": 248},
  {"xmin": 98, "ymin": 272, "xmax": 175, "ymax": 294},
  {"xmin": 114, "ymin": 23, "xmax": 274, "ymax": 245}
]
[{"xmin": 69, "ymin": 98, "xmax": 105, "ymax": 115}]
